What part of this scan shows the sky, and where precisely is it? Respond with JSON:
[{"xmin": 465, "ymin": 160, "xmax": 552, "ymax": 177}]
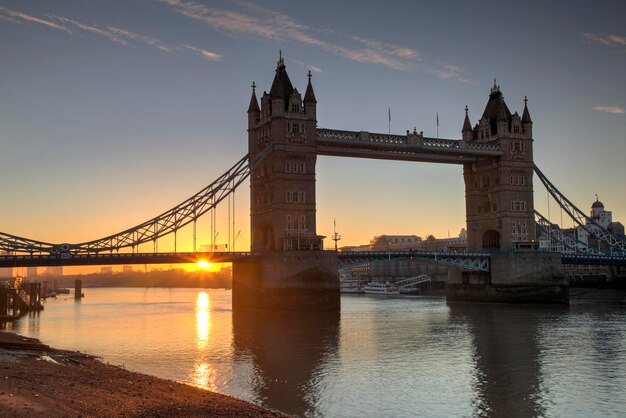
[{"xmin": 1, "ymin": 0, "xmax": 625, "ymax": 256}]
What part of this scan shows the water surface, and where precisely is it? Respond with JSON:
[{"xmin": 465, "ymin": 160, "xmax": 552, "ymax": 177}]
[{"xmin": 10, "ymin": 288, "xmax": 626, "ymax": 417}]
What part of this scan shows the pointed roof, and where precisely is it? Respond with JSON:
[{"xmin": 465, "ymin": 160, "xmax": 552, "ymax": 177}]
[
  {"xmin": 462, "ymin": 105, "xmax": 472, "ymax": 132},
  {"xmin": 247, "ymin": 82, "xmax": 260, "ymax": 114},
  {"xmin": 269, "ymin": 52, "xmax": 294, "ymax": 102},
  {"xmin": 304, "ymin": 70, "xmax": 317, "ymax": 103},
  {"xmin": 481, "ymin": 79, "xmax": 512, "ymax": 133},
  {"xmin": 522, "ymin": 96, "xmax": 532, "ymax": 123}
]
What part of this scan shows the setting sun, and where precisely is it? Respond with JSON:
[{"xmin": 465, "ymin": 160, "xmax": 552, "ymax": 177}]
[{"xmin": 197, "ymin": 260, "xmax": 212, "ymax": 270}]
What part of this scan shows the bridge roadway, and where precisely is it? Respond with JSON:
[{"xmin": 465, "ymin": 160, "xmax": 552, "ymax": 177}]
[{"xmin": 0, "ymin": 250, "xmax": 623, "ymax": 269}]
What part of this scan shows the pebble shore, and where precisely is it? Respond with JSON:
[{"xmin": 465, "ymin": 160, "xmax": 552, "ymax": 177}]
[{"xmin": 0, "ymin": 331, "xmax": 286, "ymax": 417}]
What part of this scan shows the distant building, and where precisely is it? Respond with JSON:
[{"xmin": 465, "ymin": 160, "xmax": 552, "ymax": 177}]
[
  {"xmin": 369, "ymin": 235, "xmax": 423, "ymax": 251},
  {"xmin": 538, "ymin": 199, "xmax": 625, "ymax": 253},
  {"xmin": 421, "ymin": 229, "xmax": 467, "ymax": 252},
  {"xmin": 537, "ymin": 199, "xmax": 626, "ymax": 281},
  {"xmin": 576, "ymin": 198, "xmax": 624, "ymax": 252},
  {"xmin": 338, "ymin": 244, "xmax": 370, "ymax": 252},
  {"xmin": 340, "ymin": 229, "xmax": 467, "ymax": 253},
  {"xmin": 122, "ymin": 265, "xmax": 133, "ymax": 273},
  {"xmin": 26, "ymin": 266, "xmax": 38, "ymax": 278},
  {"xmin": 100, "ymin": 266, "xmax": 113, "ymax": 274}
]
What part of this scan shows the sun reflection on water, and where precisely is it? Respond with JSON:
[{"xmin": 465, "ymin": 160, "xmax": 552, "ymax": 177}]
[
  {"xmin": 192, "ymin": 291, "xmax": 218, "ymax": 390},
  {"xmin": 192, "ymin": 361, "xmax": 218, "ymax": 392},
  {"xmin": 195, "ymin": 291, "xmax": 210, "ymax": 350}
]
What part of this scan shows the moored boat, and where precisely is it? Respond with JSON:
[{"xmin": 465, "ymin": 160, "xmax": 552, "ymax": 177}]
[{"xmin": 363, "ymin": 281, "xmax": 399, "ymax": 295}]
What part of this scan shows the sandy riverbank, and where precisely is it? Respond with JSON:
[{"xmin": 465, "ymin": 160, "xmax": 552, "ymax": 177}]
[{"xmin": 0, "ymin": 331, "xmax": 285, "ymax": 417}]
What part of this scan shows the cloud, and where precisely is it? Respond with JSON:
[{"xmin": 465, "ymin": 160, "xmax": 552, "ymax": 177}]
[
  {"xmin": 1, "ymin": 6, "xmax": 220, "ymax": 63},
  {"xmin": 351, "ymin": 35, "xmax": 421, "ymax": 60},
  {"xmin": 291, "ymin": 59, "xmax": 322, "ymax": 73},
  {"xmin": 583, "ymin": 33, "xmax": 626, "ymax": 48},
  {"xmin": 426, "ymin": 64, "xmax": 473, "ymax": 84},
  {"xmin": 49, "ymin": 15, "xmax": 130, "ymax": 46},
  {"xmin": 159, "ymin": 0, "xmax": 462, "ymax": 77},
  {"xmin": 107, "ymin": 26, "xmax": 171, "ymax": 51},
  {"xmin": 0, "ymin": 6, "xmax": 72, "ymax": 33},
  {"xmin": 593, "ymin": 105, "xmax": 624, "ymax": 114},
  {"xmin": 182, "ymin": 44, "xmax": 222, "ymax": 61}
]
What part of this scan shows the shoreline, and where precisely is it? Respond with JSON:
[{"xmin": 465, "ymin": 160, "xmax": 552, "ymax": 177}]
[{"xmin": 0, "ymin": 331, "xmax": 285, "ymax": 417}]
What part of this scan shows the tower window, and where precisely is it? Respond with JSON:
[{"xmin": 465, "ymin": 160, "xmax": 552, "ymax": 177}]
[
  {"xmin": 286, "ymin": 160, "xmax": 306, "ymax": 174},
  {"xmin": 286, "ymin": 191, "xmax": 305, "ymax": 203},
  {"xmin": 511, "ymin": 200, "xmax": 527, "ymax": 212}
]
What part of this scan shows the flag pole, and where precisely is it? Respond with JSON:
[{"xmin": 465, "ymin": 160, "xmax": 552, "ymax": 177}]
[
  {"xmin": 436, "ymin": 112, "xmax": 439, "ymax": 138},
  {"xmin": 388, "ymin": 107, "xmax": 391, "ymax": 134}
]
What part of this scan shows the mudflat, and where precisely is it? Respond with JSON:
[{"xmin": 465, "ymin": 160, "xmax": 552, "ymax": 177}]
[{"xmin": 0, "ymin": 331, "xmax": 285, "ymax": 417}]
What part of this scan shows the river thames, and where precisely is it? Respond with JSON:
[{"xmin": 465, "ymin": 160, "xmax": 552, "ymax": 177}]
[{"xmin": 9, "ymin": 288, "xmax": 626, "ymax": 417}]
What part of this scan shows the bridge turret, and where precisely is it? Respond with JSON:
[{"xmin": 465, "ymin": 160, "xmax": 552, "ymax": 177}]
[
  {"xmin": 269, "ymin": 52, "xmax": 293, "ymax": 118},
  {"xmin": 462, "ymin": 105, "xmax": 473, "ymax": 141},
  {"xmin": 304, "ymin": 70, "xmax": 317, "ymax": 119},
  {"xmin": 522, "ymin": 96, "xmax": 533, "ymax": 138},
  {"xmin": 247, "ymin": 82, "xmax": 260, "ymax": 127}
]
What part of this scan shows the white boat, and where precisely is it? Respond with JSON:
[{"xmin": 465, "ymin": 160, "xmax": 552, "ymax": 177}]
[{"xmin": 363, "ymin": 281, "xmax": 399, "ymax": 295}]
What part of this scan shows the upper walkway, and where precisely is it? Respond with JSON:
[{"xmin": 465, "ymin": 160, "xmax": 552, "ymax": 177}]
[{"xmin": 316, "ymin": 128, "xmax": 502, "ymax": 164}]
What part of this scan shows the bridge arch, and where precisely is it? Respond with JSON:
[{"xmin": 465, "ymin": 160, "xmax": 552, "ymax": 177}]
[{"xmin": 483, "ymin": 230, "xmax": 500, "ymax": 249}]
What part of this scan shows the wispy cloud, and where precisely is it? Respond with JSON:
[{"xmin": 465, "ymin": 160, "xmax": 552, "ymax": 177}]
[
  {"xmin": 1, "ymin": 6, "xmax": 220, "ymax": 63},
  {"xmin": 593, "ymin": 105, "xmax": 624, "ymax": 114},
  {"xmin": 426, "ymin": 64, "xmax": 472, "ymax": 84},
  {"xmin": 583, "ymin": 33, "xmax": 626, "ymax": 48},
  {"xmin": 49, "ymin": 15, "xmax": 130, "ymax": 46},
  {"xmin": 107, "ymin": 26, "xmax": 171, "ymax": 52},
  {"xmin": 182, "ymin": 44, "xmax": 222, "ymax": 61},
  {"xmin": 291, "ymin": 59, "xmax": 322, "ymax": 73},
  {"xmin": 0, "ymin": 6, "xmax": 72, "ymax": 33},
  {"xmin": 159, "ymin": 0, "xmax": 469, "ymax": 81}
]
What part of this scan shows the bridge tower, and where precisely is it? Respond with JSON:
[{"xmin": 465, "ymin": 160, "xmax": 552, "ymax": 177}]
[
  {"xmin": 247, "ymin": 54, "xmax": 323, "ymax": 252},
  {"xmin": 449, "ymin": 81, "xmax": 567, "ymax": 303},
  {"xmin": 463, "ymin": 81, "xmax": 536, "ymax": 252},
  {"xmin": 233, "ymin": 54, "xmax": 339, "ymax": 311}
]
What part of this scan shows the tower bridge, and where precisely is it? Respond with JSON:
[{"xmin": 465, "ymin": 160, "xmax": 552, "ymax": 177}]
[{"xmin": 2, "ymin": 55, "xmax": 626, "ymax": 310}]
